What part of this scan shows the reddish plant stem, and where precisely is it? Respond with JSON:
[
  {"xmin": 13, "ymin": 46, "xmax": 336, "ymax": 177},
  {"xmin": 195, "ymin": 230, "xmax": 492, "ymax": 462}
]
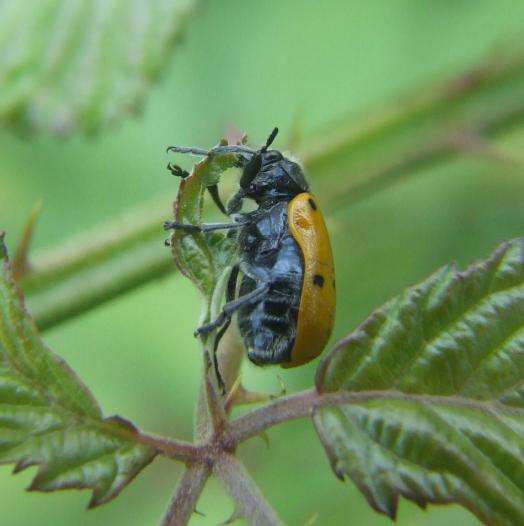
[
  {"xmin": 137, "ymin": 431, "xmax": 202, "ymax": 463},
  {"xmin": 160, "ymin": 464, "xmax": 211, "ymax": 526},
  {"xmin": 213, "ymin": 454, "xmax": 284, "ymax": 526},
  {"xmin": 227, "ymin": 388, "xmax": 524, "ymax": 444}
]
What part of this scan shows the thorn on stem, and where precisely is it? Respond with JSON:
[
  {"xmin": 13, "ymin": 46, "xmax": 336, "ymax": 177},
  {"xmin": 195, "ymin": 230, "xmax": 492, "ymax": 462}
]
[{"xmin": 221, "ymin": 505, "xmax": 243, "ymax": 525}]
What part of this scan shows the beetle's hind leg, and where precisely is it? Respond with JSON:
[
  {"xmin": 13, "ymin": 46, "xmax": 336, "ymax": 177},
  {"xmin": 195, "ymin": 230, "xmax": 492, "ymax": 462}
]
[
  {"xmin": 210, "ymin": 265, "xmax": 240, "ymax": 393},
  {"xmin": 195, "ymin": 280, "xmax": 269, "ymax": 337},
  {"xmin": 213, "ymin": 265, "xmax": 240, "ymax": 350},
  {"xmin": 199, "ymin": 279, "xmax": 268, "ymax": 393},
  {"xmin": 197, "ymin": 263, "xmax": 269, "ymax": 337}
]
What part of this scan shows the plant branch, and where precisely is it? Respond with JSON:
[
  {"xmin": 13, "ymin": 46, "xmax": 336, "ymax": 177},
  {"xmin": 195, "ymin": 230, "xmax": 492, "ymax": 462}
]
[
  {"xmin": 20, "ymin": 196, "xmax": 171, "ymax": 331},
  {"xmin": 136, "ymin": 431, "xmax": 202, "ymax": 463},
  {"xmin": 160, "ymin": 464, "xmax": 211, "ymax": 526},
  {"xmin": 194, "ymin": 351, "xmax": 230, "ymax": 444},
  {"xmin": 228, "ymin": 388, "xmax": 524, "ymax": 445},
  {"xmin": 300, "ymin": 48, "xmax": 524, "ymax": 208},
  {"xmin": 213, "ymin": 454, "xmax": 285, "ymax": 526},
  {"xmin": 18, "ymin": 47, "xmax": 524, "ymax": 331}
]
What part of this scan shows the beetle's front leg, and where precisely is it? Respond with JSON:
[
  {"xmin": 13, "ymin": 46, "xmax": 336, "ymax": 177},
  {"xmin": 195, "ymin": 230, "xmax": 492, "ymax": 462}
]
[{"xmin": 163, "ymin": 220, "xmax": 245, "ymax": 233}]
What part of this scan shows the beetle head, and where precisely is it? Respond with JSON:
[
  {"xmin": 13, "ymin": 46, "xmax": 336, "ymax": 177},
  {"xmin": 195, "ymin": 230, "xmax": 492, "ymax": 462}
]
[
  {"xmin": 227, "ymin": 128, "xmax": 309, "ymax": 213},
  {"xmin": 167, "ymin": 127, "xmax": 308, "ymax": 215}
]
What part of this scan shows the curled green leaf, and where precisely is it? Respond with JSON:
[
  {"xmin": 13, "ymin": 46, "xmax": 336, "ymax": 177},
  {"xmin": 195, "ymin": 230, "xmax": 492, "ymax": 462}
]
[
  {"xmin": 0, "ymin": 232, "xmax": 156, "ymax": 507},
  {"xmin": 170, "ymin": 145, "xmax": 238, "ymax": 304},
  {"xmin": 315, "ymin": 238, "xmax": 524, "ymax": 525}
]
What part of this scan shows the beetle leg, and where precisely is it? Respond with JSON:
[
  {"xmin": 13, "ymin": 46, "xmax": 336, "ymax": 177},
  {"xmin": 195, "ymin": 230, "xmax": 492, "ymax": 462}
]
[
  {"xmin": 239, "ymin": 261, "xmax": 270, "ymax": 282},
  {"xmin": 195, "ymin": 281, "xmax": 270, "ymax": 337},
  {"xmin": 206, "ymin": 184, "xmax": 228, "ymax": 215},
  {"xmin": 163, "ymin": 220, "xmax": 245, "ymax": 232},
  {"xmin": 167, "ymin": 162, "xmax": 226, "ymax": 215},
  {"xmin": 167, "ymin": 163, "xmax": 190, "ymax": 178},
  {"xmin": 213, "ymin": 265, "xmax": 240, "ymax": 352},
  {"xmin": 168, "ymin": 144, "xmax": 256, "ymax": 156},
  {"xmin": 211, "ymin": 265, "xmax": 240, "ymax": 393},
  {"xmin": 226, "ymin": 189, "xmax": 245, "ymax": 214}
]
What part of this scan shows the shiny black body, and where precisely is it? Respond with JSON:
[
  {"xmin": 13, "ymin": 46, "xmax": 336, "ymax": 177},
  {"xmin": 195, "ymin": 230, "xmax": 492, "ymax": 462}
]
[
  {"xmin": 167, "ymin": 128, "xmax": 310, "ymax": 372},
  {"xmin": 235, "ymin": 201, "xmax": 304, "ymax": 364}
]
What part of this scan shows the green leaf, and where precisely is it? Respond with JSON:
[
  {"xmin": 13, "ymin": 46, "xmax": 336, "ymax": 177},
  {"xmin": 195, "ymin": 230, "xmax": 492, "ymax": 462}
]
[
  {"xmin": 0, "ymin": 232, "xmax": 156, "ymax": 507},
  {"xmin": 0, "ymin": 0, "xmax": 195, "ymax": 134},
  {"xmin": 170, "ymin": 145, "xmax": 238, "ymax": 302},
  {"xmin": 315, "ymin": 238, "xmax": 524, "ymax": 525}
]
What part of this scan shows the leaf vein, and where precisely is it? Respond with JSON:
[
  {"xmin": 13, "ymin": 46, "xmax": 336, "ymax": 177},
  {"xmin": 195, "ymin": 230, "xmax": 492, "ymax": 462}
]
[
  {"xmin": 457, "ymin": 322, "xmax": 524, "ymax": 396},
  {"xmin": 394, "ymin": 283, "xmax": 523, "ymax": 389}
]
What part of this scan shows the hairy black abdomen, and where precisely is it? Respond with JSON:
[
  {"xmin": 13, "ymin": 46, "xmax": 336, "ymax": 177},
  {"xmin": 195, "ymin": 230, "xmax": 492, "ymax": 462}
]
[{"xmin": 238, "ymin": 274, "xmax": 302, "ymax": 365}]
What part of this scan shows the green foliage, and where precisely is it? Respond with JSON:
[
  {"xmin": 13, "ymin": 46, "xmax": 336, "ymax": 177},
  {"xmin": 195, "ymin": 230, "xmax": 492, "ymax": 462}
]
[
  {"xmin": 315, "ymin": 238, "xmax": 524, "ymax": 525},
  {"xmin": 2, "ymin": 2, "xmax": 524, "ymax": 523},
  {"xmin": 0, "ymin": 233, "xmax": 156, "ymax": 506},
  {"xmin": 0, "ymin": 0, "xmax": 195, "ymax": 134},
  {"xmin": 17, "ymin": 47, "xmax": 524, "ymax": 332},
  {"xmin": 170, "ymin": 148, "xmax": 238, "ymax": 317}
]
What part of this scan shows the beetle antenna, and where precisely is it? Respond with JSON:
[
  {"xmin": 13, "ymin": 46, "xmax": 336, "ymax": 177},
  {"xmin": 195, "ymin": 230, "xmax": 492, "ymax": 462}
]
[{"xmin": 261, "ymin": 127, "xmax": 279, "ymax": 152}]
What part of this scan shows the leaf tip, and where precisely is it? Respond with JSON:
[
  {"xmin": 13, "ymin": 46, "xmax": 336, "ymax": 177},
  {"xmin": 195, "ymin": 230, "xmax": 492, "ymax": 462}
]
[
  {"xmin": 13, "ymin": 458, "xmax": 37, "ymax": 475},
  {"xmin": 364, "ymin": 489, "xmax": 399, "ymax": 520},
  {"xmin": 382, "ymin": 497, "xmax": 399, "ymax": 520},
  {"xmin": 106, "ymin": 414, "xmax": 139, "ymax": 433},
  {"xmin": 87, "ymin": 490, "xmax": 107, "ymax": 509}
]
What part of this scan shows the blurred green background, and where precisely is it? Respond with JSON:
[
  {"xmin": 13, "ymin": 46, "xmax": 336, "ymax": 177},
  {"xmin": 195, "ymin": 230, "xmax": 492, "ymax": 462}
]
[{"xmin": 1, "ymin": 1, "xmax": 524, "ymax": 524}]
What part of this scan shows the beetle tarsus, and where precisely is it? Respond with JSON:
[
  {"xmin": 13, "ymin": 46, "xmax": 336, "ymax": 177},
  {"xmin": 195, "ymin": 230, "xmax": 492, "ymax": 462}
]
[{"xmin": 167, "ymin": 163, "xmax": 189, "ymax": 178}]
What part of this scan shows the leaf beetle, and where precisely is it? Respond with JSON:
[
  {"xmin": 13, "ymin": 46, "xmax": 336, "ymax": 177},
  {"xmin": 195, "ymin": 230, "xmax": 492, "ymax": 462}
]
[{"xmin": 166, "ymin": 128, "xmax": 336, "ymax": 376}]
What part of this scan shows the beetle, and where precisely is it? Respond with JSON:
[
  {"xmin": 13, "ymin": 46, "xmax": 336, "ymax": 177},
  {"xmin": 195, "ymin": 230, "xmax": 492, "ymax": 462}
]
[{"xmin": 165, "ymin": 128, "xmax": 335, "ymax": 375}]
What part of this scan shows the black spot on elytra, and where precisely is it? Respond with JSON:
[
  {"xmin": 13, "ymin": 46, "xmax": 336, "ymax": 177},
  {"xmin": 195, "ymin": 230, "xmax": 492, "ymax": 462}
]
[
  {"xmin": 308, "ymin": 198, "xmax": 317, "ymax": 210},
  {"xmin": 313, "ymin": 274, "xmax": 325, "ymax": 287}
]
